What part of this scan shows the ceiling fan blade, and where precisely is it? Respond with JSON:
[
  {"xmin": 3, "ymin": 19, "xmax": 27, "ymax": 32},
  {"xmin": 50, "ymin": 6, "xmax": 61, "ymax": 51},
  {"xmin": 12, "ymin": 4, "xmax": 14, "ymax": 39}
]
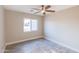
[
  {"xmin": 46, "ymin": 10, "xmax": 55, "ymax": 12},
  {"xmin": 33, "ymin": 10, "xmax": 41, "ymax": 14},
  {"xmin": 45, "ymin": 5, "xmax": 51, "ymax": 9},
  {"xmin": 32, "ymin": 8, "xmax": 40, "ymax": 10}
]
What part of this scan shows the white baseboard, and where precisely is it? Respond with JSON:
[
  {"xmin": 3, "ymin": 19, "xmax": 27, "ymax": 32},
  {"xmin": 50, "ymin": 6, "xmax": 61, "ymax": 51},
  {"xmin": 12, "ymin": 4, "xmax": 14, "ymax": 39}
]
[
  {"xmin": 45, "ymin": 36, "xmax": 79, "ymax": 52},
  {"xmin": 6, "ymin": 36, "xmax": 43, "ymax": 46}
]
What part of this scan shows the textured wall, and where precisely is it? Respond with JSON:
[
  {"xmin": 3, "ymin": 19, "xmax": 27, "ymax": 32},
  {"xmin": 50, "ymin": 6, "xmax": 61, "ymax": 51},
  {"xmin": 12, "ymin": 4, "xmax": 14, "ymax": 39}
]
[
  {"xmin": 44, "ymin": 6, "xmax": 79, "ymax": 52},
  {"xmin": 0, "ymin": 6, "xmax": 5, "ymax": 52},
  {"xmin": 5, "ymin": 10, "xmax": 44, "ymax": 44}
]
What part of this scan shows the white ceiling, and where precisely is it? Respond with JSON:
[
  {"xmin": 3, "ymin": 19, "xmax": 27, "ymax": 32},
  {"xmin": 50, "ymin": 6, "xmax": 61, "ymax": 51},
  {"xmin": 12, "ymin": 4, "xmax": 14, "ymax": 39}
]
[{"xmin": 4, "ymin": 5, "xmax": 76, "ymax": 16}]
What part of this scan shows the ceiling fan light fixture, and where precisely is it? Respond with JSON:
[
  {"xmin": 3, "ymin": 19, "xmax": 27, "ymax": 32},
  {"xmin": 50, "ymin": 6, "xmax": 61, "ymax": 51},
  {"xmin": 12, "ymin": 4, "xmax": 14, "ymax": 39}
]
[{"xmin": 41, "ymin": 10, "xmax": 45, "ymax": 13}]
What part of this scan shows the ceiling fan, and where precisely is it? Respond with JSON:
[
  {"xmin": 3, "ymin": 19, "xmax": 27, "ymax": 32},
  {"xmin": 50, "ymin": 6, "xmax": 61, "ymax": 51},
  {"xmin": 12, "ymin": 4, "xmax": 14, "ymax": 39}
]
[{"xmin": 31, "ymin": 5, "xmax": 55, "ymax": 15}]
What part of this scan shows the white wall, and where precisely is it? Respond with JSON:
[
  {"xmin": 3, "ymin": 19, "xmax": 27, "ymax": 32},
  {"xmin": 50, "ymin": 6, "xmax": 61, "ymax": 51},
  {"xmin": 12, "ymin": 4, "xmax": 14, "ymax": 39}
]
[
  {"xmin": 0, "ymin": 6, "xmax": 5, "ymax": 52},
  {"xmin": 44, "ymin": 6, "xmax": 79, "ymax": 52},
  {"xmin": 5, "ymin": 10, "xmax": 44, "ymax": 45}
]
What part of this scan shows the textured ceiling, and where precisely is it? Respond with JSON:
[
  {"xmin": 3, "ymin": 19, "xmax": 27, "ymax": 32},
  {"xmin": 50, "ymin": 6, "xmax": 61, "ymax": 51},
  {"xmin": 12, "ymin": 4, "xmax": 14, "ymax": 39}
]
[{"xmin": 4, "ymin": 5, "xmax": 76, "ymax": 16}]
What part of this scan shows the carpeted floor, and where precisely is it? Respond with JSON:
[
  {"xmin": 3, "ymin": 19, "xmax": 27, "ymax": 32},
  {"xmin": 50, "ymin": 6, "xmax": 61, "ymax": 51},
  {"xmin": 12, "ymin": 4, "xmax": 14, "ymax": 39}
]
[{"xmin": 5, "ymin": 39, "xmax": 77, "ymax": 53}]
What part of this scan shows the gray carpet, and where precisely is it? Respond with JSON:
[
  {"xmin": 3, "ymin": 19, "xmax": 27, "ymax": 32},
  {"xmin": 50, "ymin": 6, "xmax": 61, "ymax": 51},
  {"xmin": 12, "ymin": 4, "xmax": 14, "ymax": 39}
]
[{"xmin": 5, "ymin": 39, "xmax": 77, "ymax": 53}]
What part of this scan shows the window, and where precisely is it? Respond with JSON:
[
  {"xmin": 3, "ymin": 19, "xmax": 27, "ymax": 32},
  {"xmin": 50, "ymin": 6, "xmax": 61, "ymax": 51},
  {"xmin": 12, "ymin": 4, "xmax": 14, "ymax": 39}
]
[
  {"xmin": 24, "ymin": 18, "xmax": 38, "ymax": 32},
  {"xmin": 24, "ymin": 19, "xmax": 31, "ymax": 32},
  {"xmin": 31, "ymin": 20, "xmax": 38, "ymax": 31}
]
